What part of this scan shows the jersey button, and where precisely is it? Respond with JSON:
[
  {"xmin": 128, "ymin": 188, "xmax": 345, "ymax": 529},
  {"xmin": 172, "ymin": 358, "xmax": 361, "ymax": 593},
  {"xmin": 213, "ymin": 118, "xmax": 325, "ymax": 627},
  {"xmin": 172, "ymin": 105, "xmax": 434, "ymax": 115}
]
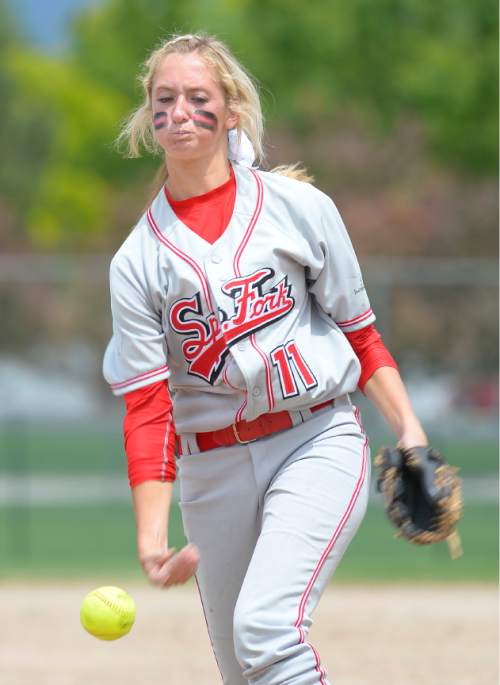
[
  {"xmin": 252, "ymin": 387, "xmax": 261, "ymax": 397},
  {"xmin": 211, "ymin": 254, "xmax": 222, "ymax": 264}
]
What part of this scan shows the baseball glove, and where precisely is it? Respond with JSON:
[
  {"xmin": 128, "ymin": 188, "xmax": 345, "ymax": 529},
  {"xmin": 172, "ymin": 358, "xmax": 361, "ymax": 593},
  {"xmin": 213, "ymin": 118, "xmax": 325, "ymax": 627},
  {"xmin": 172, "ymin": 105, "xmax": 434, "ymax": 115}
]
[{"xmin": 374, "ymin": 446, "xmax": 463, "ymax": 557}]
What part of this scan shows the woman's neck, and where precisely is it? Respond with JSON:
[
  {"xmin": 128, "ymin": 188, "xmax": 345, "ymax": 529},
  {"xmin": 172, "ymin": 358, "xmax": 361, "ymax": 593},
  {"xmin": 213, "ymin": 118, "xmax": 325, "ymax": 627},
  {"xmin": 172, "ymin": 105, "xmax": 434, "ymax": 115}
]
[{"xmin": 165, "ymin": 151, "xmax": 231, "ymax": 201}]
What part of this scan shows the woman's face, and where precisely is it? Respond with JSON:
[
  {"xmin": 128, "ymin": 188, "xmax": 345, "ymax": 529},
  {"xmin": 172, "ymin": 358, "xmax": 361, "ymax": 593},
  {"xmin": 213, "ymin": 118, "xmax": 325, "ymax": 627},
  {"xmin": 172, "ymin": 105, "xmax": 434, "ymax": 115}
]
[{"xmin": 151, "ymin": 52, "xmax": 238, "ymax": 163}]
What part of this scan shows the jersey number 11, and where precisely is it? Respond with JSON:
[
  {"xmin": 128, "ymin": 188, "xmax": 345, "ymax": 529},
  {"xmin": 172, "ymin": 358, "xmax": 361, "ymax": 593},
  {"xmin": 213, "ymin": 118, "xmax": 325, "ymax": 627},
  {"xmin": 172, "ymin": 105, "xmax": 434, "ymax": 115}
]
[{"xmin": 270, "ymin": 341, "xmax": 318, "ymax": 399}]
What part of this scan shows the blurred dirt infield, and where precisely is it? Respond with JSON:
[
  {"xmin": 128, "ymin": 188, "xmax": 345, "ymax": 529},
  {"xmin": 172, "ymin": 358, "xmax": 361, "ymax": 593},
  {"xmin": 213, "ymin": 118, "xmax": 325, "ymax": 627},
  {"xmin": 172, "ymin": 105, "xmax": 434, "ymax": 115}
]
[{"xmin": 1, "ymin": 583, "xmax": 497, "ymax": 685}]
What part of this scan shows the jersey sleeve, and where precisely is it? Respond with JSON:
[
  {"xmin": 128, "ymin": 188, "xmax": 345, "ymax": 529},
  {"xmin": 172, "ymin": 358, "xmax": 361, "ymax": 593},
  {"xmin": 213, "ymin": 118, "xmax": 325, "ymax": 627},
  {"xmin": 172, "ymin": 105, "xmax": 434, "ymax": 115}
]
[
  {"xmin": 103, "ymin": 242, "xmax": 170, "ymax": 396},
  {"xmin": 344, "ymin": 324, "xmax": 398, "ymax": 391},
  {"xmin": 307, "ymin": 193, "xmax": 376, "ymax": 333}
]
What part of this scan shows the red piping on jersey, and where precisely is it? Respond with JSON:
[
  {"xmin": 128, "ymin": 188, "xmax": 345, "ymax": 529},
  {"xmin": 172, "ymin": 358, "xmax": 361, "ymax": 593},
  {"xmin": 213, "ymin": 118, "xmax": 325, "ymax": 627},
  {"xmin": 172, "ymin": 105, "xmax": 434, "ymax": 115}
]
[
  {"xmin": 147, "ymin": 208, "xmax": 214, "ymax": 313},
  {"xmin": 148, "ymin": 172, "xmax": 269, "ymax": 420},
  {"xmin": 222, "ymin": 366, "xmax": 240, "ymax": 391},
  {"xmin": 233, "ymin": 170, "xmax": 263, "ymax": 274},
  {"xmin": 110, "ymin": 364, "xmax": 169, "ymax": 391},
  {"xmin": 249, "ymin": 328, "xmax": 275, "ymax": 411},
  {"xmin": 235, "ymin": 395, "xmax": 248, "ymax": 423},
  {"xmin": 336, "ymin": 308, "xmax": 373, "ymax": 328},
  {"xmin": 222, "ymin": 362, "xmax": 247, "ymax": 422},
  {"xmin": 232, "ymin": 170, "xmax": 275, "ymax": 413},
  {"xmin": 293, "ymin": 404, "xmax": 368, "ymax": 679}
]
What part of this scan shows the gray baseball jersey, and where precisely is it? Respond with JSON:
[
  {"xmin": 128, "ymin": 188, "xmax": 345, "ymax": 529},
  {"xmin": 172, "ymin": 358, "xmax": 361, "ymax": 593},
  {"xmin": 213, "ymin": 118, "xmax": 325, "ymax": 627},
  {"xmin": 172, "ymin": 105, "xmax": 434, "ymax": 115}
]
[{"xmin": 103, "ymin": 164, "xmax": 375, "ymax": 434}]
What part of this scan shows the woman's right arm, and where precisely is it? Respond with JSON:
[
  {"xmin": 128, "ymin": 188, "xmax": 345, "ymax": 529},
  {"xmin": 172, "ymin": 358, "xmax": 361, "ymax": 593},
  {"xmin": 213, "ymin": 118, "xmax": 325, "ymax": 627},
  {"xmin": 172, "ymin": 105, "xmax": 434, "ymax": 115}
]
[
  {"xmin": 104, "ymin": 248, "xmax": 198, "ymax": 586},
  {"xmin": 132, "ymin": 480, "xmax": 199, "ymax": 587},
  {"xmin": 124, "ymin": 381, "xmax": 199, "ymax": 588}
]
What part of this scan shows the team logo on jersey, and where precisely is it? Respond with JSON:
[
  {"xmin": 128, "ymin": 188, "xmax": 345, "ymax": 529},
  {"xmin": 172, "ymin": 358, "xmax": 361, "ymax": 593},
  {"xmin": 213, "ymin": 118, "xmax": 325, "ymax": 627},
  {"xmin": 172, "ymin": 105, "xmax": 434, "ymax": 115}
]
[{"xmin": 169, "ymin": 267, "xmax": 294, "ymax": 384}]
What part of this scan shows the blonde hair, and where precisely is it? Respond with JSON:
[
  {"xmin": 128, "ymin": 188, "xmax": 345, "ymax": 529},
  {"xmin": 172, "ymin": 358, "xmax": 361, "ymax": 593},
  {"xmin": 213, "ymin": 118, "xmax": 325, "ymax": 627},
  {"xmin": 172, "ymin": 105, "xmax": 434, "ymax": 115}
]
[{"xmin": 117, "ymin": 32, "xmax": 313, "ymax": 190}]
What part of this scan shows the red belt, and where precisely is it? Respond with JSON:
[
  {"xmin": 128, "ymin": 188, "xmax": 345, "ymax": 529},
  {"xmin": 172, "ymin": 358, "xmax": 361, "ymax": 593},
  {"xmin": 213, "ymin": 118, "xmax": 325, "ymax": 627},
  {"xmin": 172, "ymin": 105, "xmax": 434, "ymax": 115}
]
[{"xmin": 192, "ymin": 399, "xmax": 335, "ymax": 453}]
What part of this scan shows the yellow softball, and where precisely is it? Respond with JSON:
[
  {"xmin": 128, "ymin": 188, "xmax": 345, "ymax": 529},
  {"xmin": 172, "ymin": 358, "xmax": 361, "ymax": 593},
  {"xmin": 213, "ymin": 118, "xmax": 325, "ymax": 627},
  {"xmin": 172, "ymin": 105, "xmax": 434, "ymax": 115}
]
[{"xmin": 80, "ymin": 586, "xmax": 136, "ymax": 641}]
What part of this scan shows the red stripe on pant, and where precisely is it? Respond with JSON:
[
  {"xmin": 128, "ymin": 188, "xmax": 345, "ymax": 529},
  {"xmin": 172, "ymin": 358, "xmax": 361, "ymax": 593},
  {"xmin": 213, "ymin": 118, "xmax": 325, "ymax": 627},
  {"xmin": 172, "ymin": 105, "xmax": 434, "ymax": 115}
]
[{"xmin": 293, "ymin": 409, "xmax": 368, "ymax": 683}]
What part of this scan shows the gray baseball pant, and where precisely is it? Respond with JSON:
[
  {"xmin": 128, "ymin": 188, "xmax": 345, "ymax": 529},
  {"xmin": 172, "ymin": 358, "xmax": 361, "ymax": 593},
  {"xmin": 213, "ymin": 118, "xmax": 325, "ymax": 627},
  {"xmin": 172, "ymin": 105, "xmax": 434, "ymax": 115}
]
[{"xmin": 178, "ymin": 397, "xmax": 370, "ymax": 684}]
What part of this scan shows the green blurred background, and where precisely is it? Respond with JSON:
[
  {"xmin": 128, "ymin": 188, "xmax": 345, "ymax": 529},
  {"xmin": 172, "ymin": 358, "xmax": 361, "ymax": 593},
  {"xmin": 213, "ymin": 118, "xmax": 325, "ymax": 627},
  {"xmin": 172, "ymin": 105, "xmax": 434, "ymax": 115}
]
[{"xmin": 0, "ymin": 0, "xmax": 498, "ymax": 583}]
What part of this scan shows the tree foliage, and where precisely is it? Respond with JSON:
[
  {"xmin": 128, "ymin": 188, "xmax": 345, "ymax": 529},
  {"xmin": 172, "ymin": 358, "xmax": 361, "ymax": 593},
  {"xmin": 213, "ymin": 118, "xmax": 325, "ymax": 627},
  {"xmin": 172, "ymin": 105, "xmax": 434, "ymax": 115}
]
[
  {"xmin": 231, "ymin": 0, "xmax": 498, "ymax": 172},
  {"xmin": 0, "ymin": 0, "xmax": 53, "ymax": 243},
  {"xmin": 0, "ymin": 0, "xmax": 497, "ymax": 249}
]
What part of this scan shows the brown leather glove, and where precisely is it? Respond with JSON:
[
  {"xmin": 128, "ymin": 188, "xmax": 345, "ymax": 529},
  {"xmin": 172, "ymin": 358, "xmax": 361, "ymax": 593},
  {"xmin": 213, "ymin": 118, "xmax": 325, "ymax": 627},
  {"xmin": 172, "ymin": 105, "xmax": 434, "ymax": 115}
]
[{"xmin": 374, "ymin": 446, "xmax": 463, "ymax": 557}]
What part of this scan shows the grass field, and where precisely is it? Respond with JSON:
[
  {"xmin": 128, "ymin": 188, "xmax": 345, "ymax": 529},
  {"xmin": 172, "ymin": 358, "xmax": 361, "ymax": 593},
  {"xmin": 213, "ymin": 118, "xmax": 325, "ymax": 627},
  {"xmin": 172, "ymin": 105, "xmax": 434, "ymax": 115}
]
[
  {"xmin": 1, "ymin": 422, "xmax": 497, "ymax": 582},
  {"xmin": 0, "ymin": 500, "xmax": 497, "ymax": 582},
  {"xmin": 1, "ymin": 422, "xmax": 498, "ymax": 475}
]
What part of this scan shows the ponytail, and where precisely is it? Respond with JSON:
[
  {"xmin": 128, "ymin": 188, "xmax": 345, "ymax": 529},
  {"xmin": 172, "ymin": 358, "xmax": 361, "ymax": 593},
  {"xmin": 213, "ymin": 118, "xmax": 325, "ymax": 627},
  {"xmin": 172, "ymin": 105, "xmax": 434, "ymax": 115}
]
[{"xmin": 269, "ymin": 162, "xmax": 314, "ymax": 184}]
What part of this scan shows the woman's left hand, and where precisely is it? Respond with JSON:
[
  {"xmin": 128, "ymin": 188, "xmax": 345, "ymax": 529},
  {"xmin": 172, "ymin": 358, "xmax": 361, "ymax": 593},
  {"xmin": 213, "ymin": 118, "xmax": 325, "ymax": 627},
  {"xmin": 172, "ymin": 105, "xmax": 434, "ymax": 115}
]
[{"xmin": 397, "ymin": 425, "xmax": 429, "ymax": 451}]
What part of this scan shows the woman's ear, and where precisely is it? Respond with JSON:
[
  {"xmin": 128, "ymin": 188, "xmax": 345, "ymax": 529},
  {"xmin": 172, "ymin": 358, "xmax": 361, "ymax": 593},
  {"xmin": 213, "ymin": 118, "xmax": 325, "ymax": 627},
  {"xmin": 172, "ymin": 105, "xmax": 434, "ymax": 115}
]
[{"xmin": 225, "ymin": 110, "xmax": 239, "ymax": 130}]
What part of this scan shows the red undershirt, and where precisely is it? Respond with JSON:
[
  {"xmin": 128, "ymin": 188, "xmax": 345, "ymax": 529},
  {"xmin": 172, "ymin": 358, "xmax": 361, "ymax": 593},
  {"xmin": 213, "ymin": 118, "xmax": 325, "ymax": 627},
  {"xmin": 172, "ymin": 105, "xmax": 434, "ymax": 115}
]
[
  {"xmin": 123, "ymin": 171, "xmax": 397, "ymax": 488},
  {"xmin": 165, "ymin": 165, "xmax": 236, "ymax": 244}
]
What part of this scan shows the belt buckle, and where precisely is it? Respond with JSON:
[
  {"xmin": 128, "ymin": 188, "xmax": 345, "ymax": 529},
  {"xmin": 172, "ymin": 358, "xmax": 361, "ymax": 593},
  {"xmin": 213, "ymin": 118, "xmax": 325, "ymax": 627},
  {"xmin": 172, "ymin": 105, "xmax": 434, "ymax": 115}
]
[{"xmin": 232, "ymin": 422, "xmax": 256, "ymax": 445}]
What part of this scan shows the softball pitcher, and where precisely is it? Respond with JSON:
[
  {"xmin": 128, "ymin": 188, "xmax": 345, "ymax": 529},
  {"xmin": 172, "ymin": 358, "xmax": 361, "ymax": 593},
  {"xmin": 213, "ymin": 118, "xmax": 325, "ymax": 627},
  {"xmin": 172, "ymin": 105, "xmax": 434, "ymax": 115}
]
[{"xmin": 103, "ymin": 33, "xmax": 429, "ymax": 685}]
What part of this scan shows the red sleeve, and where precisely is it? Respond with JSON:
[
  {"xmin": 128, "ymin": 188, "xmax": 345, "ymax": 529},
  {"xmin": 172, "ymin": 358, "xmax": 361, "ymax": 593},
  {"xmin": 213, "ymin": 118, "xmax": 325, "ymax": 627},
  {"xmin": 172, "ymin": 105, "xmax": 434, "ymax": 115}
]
[
  {"xmin": 123, "ymin": 380, "xmax": 176, "ymax": 488},
  {"xmin": 344, "ymin": 324, "xmax": 399, "ymax": 393}
]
